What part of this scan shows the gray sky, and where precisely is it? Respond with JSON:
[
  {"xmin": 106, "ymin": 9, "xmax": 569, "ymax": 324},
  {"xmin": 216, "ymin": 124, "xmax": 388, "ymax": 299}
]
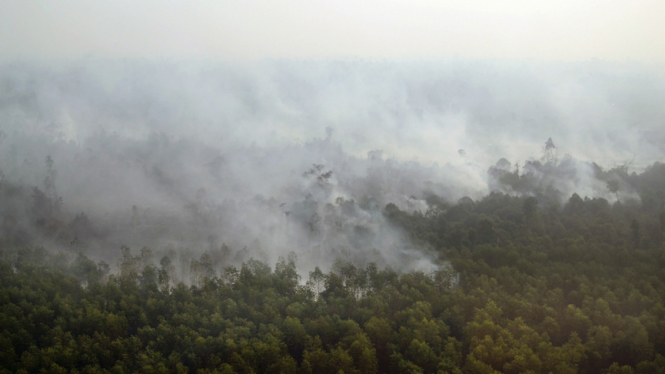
[{"xmin": 2, "ymin": 0, "xmax": 664, "ymax": 62}]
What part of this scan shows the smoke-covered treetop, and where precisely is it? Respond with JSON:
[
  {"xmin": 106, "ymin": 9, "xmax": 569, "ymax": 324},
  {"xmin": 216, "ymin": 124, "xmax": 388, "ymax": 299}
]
[{"xmin": 1, "ymin": 60, "xmax": 664, "ymax": 275}]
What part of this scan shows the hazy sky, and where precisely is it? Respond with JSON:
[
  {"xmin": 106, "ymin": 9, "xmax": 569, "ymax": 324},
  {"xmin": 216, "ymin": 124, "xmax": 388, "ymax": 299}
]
[{"xmin": 2, "ymin": 0, "xmax": 664, "ymax": 62}]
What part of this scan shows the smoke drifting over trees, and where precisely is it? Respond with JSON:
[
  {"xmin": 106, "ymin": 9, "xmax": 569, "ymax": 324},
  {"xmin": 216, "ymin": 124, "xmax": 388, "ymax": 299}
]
[
  {"xmin": 0, "ymin": 59, "xmax": 664, "ymax": 276},
  {"xmin": 2, "ymin": 58, "xmax": 665, "ymax": 374}
]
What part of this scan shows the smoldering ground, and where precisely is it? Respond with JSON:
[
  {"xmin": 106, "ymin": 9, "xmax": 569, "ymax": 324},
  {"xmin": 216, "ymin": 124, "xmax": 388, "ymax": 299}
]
[{"xmin": 0, "ymin": 59, "xmax": 663, "ymax": 279}]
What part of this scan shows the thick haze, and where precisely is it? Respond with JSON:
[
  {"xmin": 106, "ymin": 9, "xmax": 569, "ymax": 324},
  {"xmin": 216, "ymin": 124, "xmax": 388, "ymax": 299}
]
[
  {"xmin": 1, "ymin": 60, "xmax": 664, "ymax": 277},
  {"xmin": 1, "ymin": 2, "xmax": 664, "ymax": 277},
  {"xmin": 2, "ymin": 60, "xmax": 664, "ymax": 168}
]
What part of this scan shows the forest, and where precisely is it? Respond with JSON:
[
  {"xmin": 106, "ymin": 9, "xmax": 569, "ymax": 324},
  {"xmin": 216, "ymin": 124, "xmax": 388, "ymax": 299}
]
[
  {"xmin": 2, "ymin": 0, "xmax": 665, "ymax": 371},
  {"xmin": 2, "ymin": 155, "xmax": 665, "ymax": 374}
]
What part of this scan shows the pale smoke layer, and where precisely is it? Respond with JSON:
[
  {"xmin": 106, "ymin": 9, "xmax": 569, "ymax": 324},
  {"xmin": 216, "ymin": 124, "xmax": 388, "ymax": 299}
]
[
  {"xmin": 2, "ymin": 60, "xmax": 664, "ymax": 167},
  {"xmin": 0, "ymin": 59, "xmax": 663, "ymax": 275}
]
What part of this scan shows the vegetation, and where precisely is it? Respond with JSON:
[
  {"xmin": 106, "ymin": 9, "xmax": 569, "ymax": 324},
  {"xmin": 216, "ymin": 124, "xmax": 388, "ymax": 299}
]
[{"xmin": 2, "ymin": 162, "xmax": 665, "ymax": 373}]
